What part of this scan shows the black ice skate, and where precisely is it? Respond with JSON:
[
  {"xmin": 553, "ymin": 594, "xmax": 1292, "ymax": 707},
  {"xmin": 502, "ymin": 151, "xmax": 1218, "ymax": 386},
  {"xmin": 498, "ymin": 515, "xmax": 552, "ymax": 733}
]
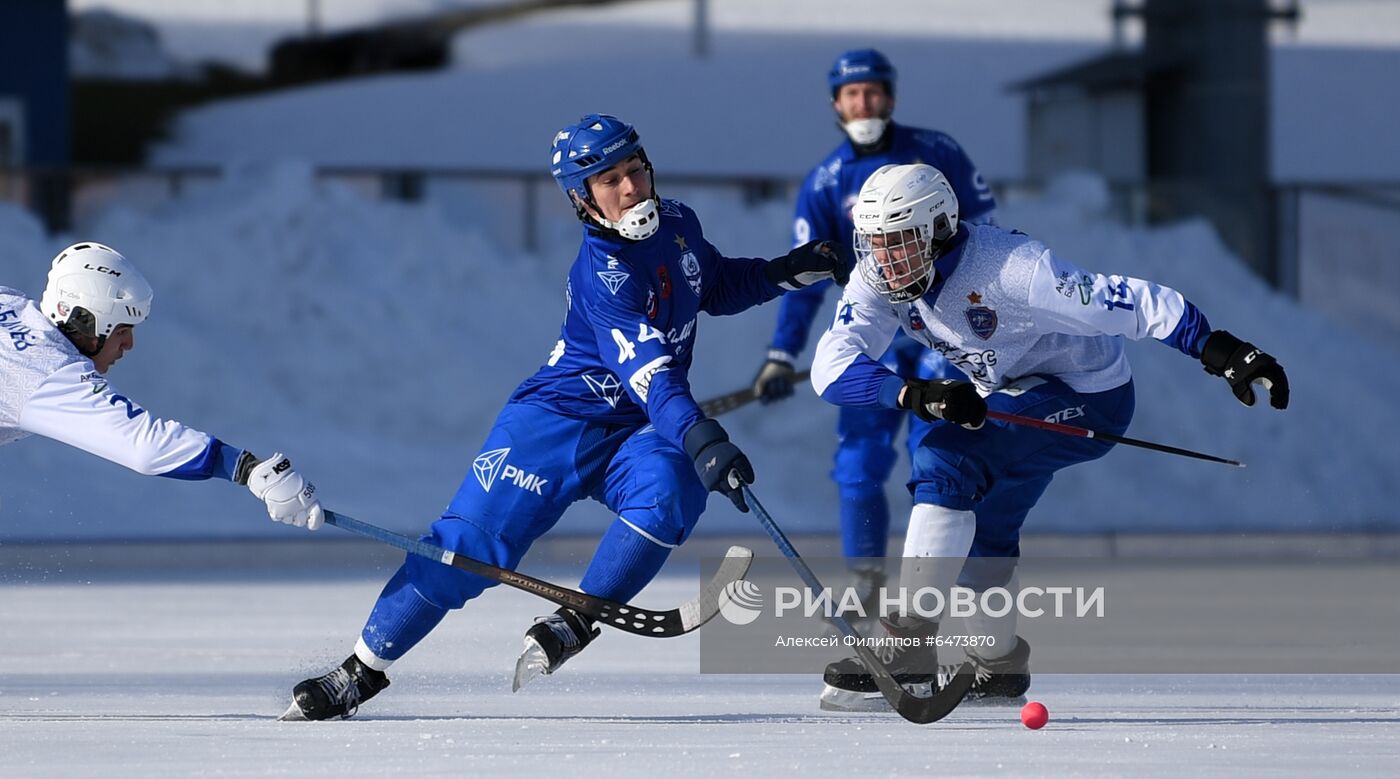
[
  {"xmin": 280, "ymin": 654, "xmax": 390, "ymax": 721},
  {"xmin": 512, "ymin": 607, "xmax": 601, "ymax": 692},
  {"xmin": 820, "ymin": 630, "xmax": 1033, "ymax": 712},
  {"xmin": 962, "ymin": 637, "xmax": 1032, "ymax": 706},
  {"xmin": 819, "ymin": 615, "xmax": 942, "ymax": 712}
]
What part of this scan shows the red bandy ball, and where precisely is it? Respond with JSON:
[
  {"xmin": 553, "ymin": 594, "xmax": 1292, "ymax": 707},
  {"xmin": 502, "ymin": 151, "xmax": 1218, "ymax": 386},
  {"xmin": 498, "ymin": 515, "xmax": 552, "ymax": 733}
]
[{"xmin": 1021, "ymin": 701, "xmax": 1049, "ymax": 729}]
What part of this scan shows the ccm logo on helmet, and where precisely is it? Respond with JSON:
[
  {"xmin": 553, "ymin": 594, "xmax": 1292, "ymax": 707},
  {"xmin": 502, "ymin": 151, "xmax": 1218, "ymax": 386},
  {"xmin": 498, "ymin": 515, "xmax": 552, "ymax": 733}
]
[{"xmin": 83, "ymin": 264, "xmax": 123, "ymax": 276}]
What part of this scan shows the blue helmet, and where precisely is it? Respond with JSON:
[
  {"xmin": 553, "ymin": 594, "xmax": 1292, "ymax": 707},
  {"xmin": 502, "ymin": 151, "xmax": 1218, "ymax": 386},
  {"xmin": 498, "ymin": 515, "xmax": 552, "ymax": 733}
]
[
  {"xmin": 549, "ymin": 113, "xmax": 649, "ymax": 208},
  {"xmin": 828, "ymin": 49, "xmax": 897, "ymax": 98}
]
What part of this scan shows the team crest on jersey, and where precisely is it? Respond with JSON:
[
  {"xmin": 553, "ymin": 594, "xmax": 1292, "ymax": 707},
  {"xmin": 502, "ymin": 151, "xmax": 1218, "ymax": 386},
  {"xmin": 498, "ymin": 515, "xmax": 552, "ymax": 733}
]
[
  {"xmin": 965, "ymin": 306, "xmax": 998, "ymax": 340},
  {"xmin": 907, "ymin": 305, "xmax": 925, "ymax": 331},
  {"xmin": 583, "ymin": 373, "xmax": 625, "ymax": 408},
  {"xmin": 680, "ymin": 251, "xmax": 702, "ymax": 296}
]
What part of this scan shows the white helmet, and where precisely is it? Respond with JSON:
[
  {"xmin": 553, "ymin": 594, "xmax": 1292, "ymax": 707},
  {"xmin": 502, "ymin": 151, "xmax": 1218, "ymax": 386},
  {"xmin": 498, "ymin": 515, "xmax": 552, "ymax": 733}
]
[
  {"xmin": 852, "ymin": 164, "xmax": 959, "ymax": 303},
  {"xmin": 40, "ymin": 242, "xmax": 153, "ymax": 347}
]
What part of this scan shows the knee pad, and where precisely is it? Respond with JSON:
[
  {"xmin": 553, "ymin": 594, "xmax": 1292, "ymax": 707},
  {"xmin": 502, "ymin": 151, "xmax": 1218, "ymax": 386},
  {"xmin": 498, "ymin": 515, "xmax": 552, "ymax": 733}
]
[{"xmin": 621, "ymin": 475, "xmax": 708, "ymax": 547}]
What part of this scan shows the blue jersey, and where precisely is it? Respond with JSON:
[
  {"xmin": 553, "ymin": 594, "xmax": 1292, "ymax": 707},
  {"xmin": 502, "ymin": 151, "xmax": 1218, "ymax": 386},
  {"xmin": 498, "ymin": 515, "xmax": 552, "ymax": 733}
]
[
  {"xmin": 511, "ymin": 199, "xmax": 782, "ymax": 449},
  {"xmin": 771, "ymin": 122, "xmax": 996, "ymax": 358}
]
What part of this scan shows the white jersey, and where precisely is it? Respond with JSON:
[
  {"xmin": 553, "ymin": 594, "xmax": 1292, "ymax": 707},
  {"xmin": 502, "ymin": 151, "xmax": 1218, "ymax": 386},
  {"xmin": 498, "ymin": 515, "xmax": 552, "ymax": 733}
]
[
  {"xmin": 814, "ymin": 224, "xmax": 1195, "ymax": 398},
  {"xmin": 0, "ymin": 287, "xmax": 215, "ymax": 475}
]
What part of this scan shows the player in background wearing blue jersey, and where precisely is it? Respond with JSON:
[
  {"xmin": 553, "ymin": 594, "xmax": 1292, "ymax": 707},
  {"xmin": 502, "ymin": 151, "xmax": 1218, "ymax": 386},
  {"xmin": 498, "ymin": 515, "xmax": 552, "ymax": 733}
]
[
  {"xmin": 1, "ymin": 243, "xmax": 325, "ymax": 531},
  {"xmin": 284, "ymin": 114, "xmax": 849, "ymax": 721},
  {"xmin": 751, "ymin": 49, "xmax": 999, "ymax": 607},
  {"xmin": 812, "ymin": 163, "xmax": 1289, "ymax": 711}
]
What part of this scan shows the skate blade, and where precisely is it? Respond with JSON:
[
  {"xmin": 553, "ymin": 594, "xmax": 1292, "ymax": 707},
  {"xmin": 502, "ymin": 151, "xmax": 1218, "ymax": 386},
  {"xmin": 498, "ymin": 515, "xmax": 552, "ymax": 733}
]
[
  {"xmin": 278, "ymin": 700, "xmax": 309, "ymax": 721},
  {"xmin": 818, "ymin": 682, "xmax": 934, "ymax": 713},
  {"xmin": 511, "ymin": 639, "xmax": 550, "ymax": 693}
]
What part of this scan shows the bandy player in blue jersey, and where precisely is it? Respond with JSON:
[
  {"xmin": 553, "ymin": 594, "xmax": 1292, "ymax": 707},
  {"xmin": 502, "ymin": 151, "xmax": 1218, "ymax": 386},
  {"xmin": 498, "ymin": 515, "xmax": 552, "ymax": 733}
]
[
  {"xmin": 1, "ymin": 243, "xmax": 324, "ymax": 535},
  {"xmin": 751, "ymin": 49, "xmax": 998, "ymax": 603},
  {"xmin": 284, "ymin": 114, "xmax": 849, "ymax": 721},
  {"xmin": 811, "ymin": 164, "xmax": 1289, "ymax": 711}
]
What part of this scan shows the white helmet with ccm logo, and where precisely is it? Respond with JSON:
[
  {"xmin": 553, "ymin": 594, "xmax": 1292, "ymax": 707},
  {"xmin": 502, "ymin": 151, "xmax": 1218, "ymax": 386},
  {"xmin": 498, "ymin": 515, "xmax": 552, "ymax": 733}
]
[
  {"xmin": 40, "ymin": 242, "xmax": 153, "ymax": 348},
  {"xmin": 851, "ymin": 164, "xmax": 959, "ymax": 303}
]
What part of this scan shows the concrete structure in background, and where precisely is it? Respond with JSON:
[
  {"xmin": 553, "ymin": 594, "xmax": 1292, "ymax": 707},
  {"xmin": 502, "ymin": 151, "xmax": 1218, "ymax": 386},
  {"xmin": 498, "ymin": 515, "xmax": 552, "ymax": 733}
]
[
  {"xmin": 0, "ymin": 0, "xmax": 70, "ymax": 232},
  {"xmin": 1017, "ymin": 0, "xmax": 1299, "ymax": 287}
]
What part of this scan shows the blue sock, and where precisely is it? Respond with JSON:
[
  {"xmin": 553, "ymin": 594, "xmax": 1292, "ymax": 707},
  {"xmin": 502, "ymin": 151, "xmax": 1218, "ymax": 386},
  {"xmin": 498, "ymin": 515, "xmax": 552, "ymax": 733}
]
[
  {"xmin": 360, "ymin": 566, "xmax": 449, "ymax": 662},
  {"xmin": 840, "ymin": 484, "xmax": 891, "ymax": 560},
  {"xmin": 578, "ymin": 518, "xmax": 673, "ymax": 603}
]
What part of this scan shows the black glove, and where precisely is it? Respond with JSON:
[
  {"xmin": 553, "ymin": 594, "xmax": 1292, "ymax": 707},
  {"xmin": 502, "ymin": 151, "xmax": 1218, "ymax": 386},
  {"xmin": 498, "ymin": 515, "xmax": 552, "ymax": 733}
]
[
  {"xmin": 765, "ymin": 240, "xmax": 851, "ymax": 291},
  {"xmin": 1200, "ymin": 330, "xmax": 1289, "ymax": 409},
  {"xmin": 752, "ymin": 349, "xmax": 797, "ymax": 403},
  {"xmin": 899, "ymin": 378, "xmax": 987, "ymax": 429},
  {"xmin": 683, "ymin": 419, "xmax": 755, "ymax": 513}
]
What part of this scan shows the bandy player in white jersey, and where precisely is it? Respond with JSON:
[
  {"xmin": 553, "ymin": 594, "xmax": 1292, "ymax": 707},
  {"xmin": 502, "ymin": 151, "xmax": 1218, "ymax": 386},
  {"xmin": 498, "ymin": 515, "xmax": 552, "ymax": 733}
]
[
  {"xmin": 811, "ymin": 164, "xmax": 1289, "ymax": 711},
  {"xmin": 1, "ymin": 242, "xmax": 323, "ymax": 530}
]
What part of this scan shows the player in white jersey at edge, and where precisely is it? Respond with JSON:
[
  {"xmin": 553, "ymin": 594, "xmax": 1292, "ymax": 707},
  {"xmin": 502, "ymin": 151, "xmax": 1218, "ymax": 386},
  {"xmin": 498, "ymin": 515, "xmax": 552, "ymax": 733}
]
[
  {"xmin": 811, "ymin": 164, "xmax": 1288, "ymax": 711},
  {"xmin": 1, "ymin": 243, "xmax": 324, "ymax": 531}
]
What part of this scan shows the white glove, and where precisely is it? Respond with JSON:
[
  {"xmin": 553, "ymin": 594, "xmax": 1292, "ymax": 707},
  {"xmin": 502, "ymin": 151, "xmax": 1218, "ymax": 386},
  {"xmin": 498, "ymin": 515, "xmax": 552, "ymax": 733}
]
[{"xmin": 245, "ymin": 453, "xmax": 323, "ymax": 531}]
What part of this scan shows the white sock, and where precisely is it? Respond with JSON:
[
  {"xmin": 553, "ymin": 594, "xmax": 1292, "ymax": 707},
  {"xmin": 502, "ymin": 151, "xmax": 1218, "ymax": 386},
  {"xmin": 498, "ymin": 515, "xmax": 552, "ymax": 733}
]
[
  {"xmin": 963, "ymin": 572, "xmax": 1019, "ymax": 660},
  {"xmin": 354, "ymin": 637, "xmax": 394, "ymax": 672},
  {"xmin": 897, "ymin": 504, "xmax": 977, "ymax": 607}
]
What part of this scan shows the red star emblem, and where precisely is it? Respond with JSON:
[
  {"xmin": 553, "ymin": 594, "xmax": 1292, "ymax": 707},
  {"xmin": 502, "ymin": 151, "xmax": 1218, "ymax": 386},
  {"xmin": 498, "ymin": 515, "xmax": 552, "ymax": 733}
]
[{"xmin": 967, "ymin": 291, "xmax": 982, "ymax": 305}]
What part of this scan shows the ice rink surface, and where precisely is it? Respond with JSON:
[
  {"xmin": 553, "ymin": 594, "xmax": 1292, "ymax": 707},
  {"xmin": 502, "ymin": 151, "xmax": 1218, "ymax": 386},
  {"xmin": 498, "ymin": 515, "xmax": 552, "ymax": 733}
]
[{"xmin": 2, "ymin": 550, "xmax": 1397, "ymax": 778}]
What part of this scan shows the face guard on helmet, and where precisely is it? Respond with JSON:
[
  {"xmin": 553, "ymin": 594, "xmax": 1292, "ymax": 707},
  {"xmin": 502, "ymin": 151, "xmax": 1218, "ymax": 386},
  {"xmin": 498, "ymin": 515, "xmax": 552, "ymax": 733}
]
[
  {"xmin": 852, "ymin": 164, "xmax": 959, "ymax": 304},
  {"xmin": 828, "ymin": 48, "xmax": 897, "ymax": 146},
  {"xmin": 550, "ymin": 113, "xmax": 660, "ymax": 241},
  {"xmin": 40, "ymin": 242, "xmax": 153, "ymax": 355}
]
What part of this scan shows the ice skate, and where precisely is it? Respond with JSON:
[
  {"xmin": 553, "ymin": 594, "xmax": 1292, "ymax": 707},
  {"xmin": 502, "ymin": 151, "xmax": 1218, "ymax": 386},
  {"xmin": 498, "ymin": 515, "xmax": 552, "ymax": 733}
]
[
  {"xmin": 512, "ymin": 607, "xmax": 600, "ymax": 692},
  {"xmin": 820, "ymin": 631, "xmax": 1032, "ymax": 711},
  {"xmin": 962, "ymin": 637, "xmax": 1031, "ymax": 705},
  {"xmin": 280, "ymin": 654, "xmax": 390, "ymax": 721},
  {"xmin": 819, "ymin": 615, "xmax": 942, "ymax": 712}
]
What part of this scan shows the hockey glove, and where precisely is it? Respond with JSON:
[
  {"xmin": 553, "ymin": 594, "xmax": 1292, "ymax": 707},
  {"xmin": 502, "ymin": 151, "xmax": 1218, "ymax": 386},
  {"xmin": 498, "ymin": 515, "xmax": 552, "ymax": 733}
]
[
  {"xmin": 752, "ymin": 350, "xmax": 798, "ymax": 403},
  {"xmin": 765, "ymin": 240, "xmax": 851, "ymax": 291},
  {"xmin": 1200, "ymin": 330, "xmax": 1289, "ymax": 410},
  {"xmin": 237, "ymin": 452, "xmax": 324, "ymax": 531},
  {"xmin": 899, "ymin": 378, "xmax": 988, "ymax": 429},
  {"xmin": 683, "ymin": 419, "xmax": 755, "ymax": 513}
]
